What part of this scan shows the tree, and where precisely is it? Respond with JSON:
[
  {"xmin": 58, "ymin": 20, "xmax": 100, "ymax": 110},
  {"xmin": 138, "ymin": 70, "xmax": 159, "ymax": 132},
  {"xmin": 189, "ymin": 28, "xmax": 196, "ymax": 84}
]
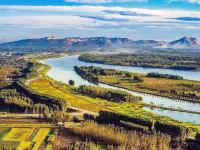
[
  {"xmin": 196, "ymin": 133, "xmax": 200, "ymax": 142},
  {"xmin": 51, "ymin": 111, "xmax": 69, "ymax": 123},
  {"xmin": 126, "ymin": 72, "xmax": 132, "ymax": 78},
  {"xmin": 69, "ymin": 80, "xmax": 75, "ymax": 86}
]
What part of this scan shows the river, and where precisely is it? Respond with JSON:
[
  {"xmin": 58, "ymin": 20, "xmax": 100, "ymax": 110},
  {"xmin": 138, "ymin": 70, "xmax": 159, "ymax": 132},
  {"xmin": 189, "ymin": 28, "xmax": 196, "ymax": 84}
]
[{"xmin": 42, "ymin": 55, "xmax": 200, "ymax": 124}]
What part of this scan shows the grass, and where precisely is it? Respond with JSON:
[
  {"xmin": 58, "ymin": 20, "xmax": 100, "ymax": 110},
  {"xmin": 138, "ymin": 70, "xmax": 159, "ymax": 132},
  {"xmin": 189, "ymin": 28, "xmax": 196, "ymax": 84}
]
[
  {"xmin": 45, "ymin": 143, "xmax": 53, "ymax": 150},
  {"xmin": 32, "ymin": 142, "xmax": 42, "ymax": 150},
  {"xmin": 45, "ymin": 129, "xmax": 58, "ymax": 150},
  {"xmin": 33, "ymin": 128, "xmax": 50, "ymax": 142},
  {"xmin": 17, "ymin": 141, "xmax": 32, "ymax": 150},
  {"xmin": 0, "ymin": 141, "xmax": 20, "ymax": 149},
  {"xmin": 32, "ymin": 128, "xmax": 50, "ymax": 150},
  {"xmin": 3, "ymin": 128, "xmax": 33, "ymax": 141},
  {"xmin": 0, "ymin": 125, "xmax": 57, "ymax": 150},
  {"xmin": 26, "ymin": 63, "xmax": 110, "ymax": 112},
  {"xmin": 29, "ymin": 78, "xmax": 110, "ymax": 112},
  {"xmin": 47, "ymin": 135, "xmax": 56, "ymax": 143},
  {"xmin": 0, "ymin": 128, "xmax": 10, "ymax": 139},
  {"xmin": 0, "ymin": 124, "xmax": 57, "ymax": 128},
  {"xmin": 100, "ymin": 74, "xmax": 200, "ymax": 102}
]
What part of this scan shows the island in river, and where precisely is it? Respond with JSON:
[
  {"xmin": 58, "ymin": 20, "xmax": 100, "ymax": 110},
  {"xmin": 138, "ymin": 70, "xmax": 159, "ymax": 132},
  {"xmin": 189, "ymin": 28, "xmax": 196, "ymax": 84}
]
[{"xmin": 74, "ymin": 66, "xmax": 200, "ymax": 103}]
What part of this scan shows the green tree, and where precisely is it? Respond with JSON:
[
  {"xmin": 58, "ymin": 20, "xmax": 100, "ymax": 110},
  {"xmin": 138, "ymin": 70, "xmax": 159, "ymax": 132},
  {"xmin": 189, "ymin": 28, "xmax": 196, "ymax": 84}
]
[
  {"xmin": 69, "ymin": 80, "xmax": 75, "ymax": 86},
  {"xmin": 51, "ymin": 111, "xmax": 69, "ymax": 123}
]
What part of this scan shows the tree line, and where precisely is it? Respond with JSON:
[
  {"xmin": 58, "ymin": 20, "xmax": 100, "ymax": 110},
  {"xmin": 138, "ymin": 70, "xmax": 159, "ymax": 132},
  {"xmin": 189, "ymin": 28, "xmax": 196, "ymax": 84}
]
[
  {"xmin": 0, "ymin": 79, "xmax": 67, "ymax": 114},
  {"xmin": 69, "ymin": 120, "xmax": 172, "ymax": 150},
  {"xmin": 74, "ymin": 66, "xmax": 99, "ymax": 83},
  {"xmin": 147, "ymin": 72, "xmax": 184, "ymax": 80},
  {"xmin": 95, "ymin": 111, "xmax": 189, "ymax": 142},
  {"xmin": 78, "ymin": 85, "xmax": 142, "ymax": 103},
  {"xmin": 79, "ymin": 53, "xmax": 200, "ymax": 71},
  {"xmin": 13, "ymin": 81, "xmax": 67, "ymax": 111}
]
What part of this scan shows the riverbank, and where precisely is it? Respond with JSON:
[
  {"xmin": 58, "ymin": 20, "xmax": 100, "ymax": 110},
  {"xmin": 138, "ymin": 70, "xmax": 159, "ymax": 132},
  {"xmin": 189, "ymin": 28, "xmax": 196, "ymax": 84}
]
[
  {"xmin": 74, "ymin": 65, "xmax": 200, "ymax": 104},
  {"xmin": 29, "ymin": 56, "xmax": 182, "ymax": 121},
  {"xmin": 26, "ymin": 54, "xmax": 200, "ymax": 136},
  {"xmin": 144, "ymin": 104, "xmax": 200, "ymax": 115},
  {"xmin": 41, "ymin": 55, "xmax": 200, "ymax": 122},
  {"xmin": 71, "ymin": 72, "xmax": 200, "ymax": 115},
  {"xmin": 99, "ymin": 80, "xmax": 200, "ymax": 105},
  {"xmin": 79, "ymin": 53, "xmax": 200, "ymax": 71}
]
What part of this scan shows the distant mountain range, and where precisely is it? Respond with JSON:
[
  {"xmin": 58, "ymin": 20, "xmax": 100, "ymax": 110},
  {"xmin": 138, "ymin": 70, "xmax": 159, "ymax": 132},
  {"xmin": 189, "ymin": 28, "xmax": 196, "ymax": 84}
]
[{"xmin": 0, "ymin": 36, "xmax": 200, "ymax": 51}]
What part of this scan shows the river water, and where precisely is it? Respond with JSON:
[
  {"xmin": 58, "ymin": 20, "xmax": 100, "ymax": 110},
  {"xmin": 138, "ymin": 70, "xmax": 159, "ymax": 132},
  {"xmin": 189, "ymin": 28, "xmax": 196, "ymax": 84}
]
[{"xmin": 42, "ymin": 55, "xmax": 200, "ymax": 124}]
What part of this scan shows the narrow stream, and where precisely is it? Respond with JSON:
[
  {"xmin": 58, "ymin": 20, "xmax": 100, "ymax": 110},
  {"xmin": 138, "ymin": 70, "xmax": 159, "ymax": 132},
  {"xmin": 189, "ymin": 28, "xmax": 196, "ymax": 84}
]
[{"xmin": 42, "ymin": 55, "xmax": 200, "ymax": 124}]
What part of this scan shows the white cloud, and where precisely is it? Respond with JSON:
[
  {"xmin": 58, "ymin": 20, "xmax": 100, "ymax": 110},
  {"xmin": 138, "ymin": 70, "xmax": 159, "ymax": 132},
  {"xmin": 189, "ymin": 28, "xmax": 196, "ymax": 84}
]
[
  {"xmin": 1, "ymin": 5, "xmax": 200, "ymax": 17},
  {"xmin": 169, "ymin": 0, "xmax": 200, "ymax": 4},
  {"xmin": 0, "ymin": 5, "xmax": 200, "ymax": 41},
  {"xmin": 189, "ymin": 0, "xmax": 200, "ymax": 3},
  {"xmin": 0, "ymin": 15, "xmax": 104, "ymax": 30}
]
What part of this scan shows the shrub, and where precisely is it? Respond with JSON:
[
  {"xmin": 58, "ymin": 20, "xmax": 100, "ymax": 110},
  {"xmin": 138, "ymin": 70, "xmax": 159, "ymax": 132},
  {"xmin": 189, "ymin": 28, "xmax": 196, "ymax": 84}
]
[{"xmin": 69, "ymin": 80, "xmax": 75, "ymax": 86}]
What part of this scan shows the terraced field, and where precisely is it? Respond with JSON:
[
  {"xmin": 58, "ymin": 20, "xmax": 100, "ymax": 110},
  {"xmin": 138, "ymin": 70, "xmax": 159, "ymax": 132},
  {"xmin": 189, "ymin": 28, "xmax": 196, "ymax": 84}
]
[{"xmin": 0, "ymin": 126, "xmax": 57, "ymax": 150}]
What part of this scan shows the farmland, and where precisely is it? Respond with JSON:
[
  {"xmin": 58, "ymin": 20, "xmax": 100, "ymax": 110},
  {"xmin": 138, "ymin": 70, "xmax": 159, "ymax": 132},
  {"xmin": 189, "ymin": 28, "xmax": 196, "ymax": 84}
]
[
  {"xmin": 1, "ymin": 53, "xmax": 200, "ymax": 149},
  {"xmin": 0, "ymin": 125, "xmax": 56, "ymax": 150}
]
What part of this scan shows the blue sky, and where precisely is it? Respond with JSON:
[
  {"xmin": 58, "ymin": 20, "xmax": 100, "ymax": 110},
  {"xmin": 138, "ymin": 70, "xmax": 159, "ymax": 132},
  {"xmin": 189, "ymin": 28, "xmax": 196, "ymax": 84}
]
[
  {"xmin": 0, "ymin": 0, "xmax": 200, "ymax": 10},
  {"xmin": 0, "ymin": 0, "xmax": 200, "ymax": 42}
]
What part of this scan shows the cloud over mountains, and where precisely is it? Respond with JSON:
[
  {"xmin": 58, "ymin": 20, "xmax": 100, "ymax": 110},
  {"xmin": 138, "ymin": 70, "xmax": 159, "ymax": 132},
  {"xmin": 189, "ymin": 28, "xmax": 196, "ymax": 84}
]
[{"xmin": 0, "ymin": 4, "xmax": 200, "ymax": 41}]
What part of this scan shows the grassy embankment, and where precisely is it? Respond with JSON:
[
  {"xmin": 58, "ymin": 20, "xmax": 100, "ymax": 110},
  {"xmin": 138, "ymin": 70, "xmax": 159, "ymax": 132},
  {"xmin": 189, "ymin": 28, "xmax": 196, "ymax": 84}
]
[
  {"xmin": 25, "ymin": 58, "xmax": 200, "ymax": 136},
  {"xmin": 26, "ymin": 63, "xmax": 111, "ymax": 112}
]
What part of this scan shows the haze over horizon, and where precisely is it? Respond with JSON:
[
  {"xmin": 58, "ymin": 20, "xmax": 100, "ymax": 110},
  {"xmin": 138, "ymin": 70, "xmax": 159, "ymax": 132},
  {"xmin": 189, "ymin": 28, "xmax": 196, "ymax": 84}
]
[{"xmin": 1, "ymin": 0, "xmax": 200, "ymax": 43}]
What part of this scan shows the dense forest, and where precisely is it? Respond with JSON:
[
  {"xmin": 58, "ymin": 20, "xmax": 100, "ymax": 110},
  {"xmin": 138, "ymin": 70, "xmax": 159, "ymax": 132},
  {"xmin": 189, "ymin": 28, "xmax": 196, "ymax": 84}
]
[{"xmin": 79, "ymin": 53, "xmax": 200, "ymax": 71}]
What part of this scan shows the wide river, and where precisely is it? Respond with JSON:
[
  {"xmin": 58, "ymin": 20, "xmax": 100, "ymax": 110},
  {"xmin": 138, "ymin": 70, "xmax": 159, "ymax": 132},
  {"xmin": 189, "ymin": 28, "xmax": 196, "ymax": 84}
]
[{"xmin": 43, "ymin": 55, "xmax": 200, "ymax": 124}]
